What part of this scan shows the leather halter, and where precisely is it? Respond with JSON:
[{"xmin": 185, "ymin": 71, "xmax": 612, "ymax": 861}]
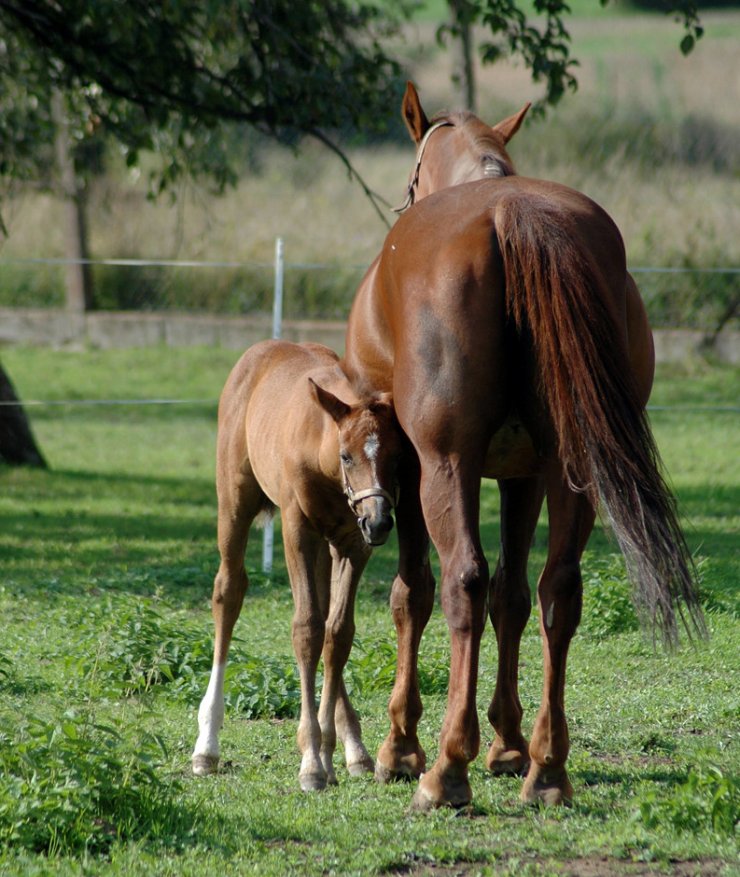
[
  {"xmin": 342, "ymin": 466, "xmax": 397, "ymax": 515},
  {"xmin": 392, "ymin": 120, "xmax": 455, "ymax": 214}
]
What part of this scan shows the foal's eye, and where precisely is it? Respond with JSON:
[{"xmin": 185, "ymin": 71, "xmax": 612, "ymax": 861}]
[{"xmin": 340, "ymin": 452, "xmax": 353, "ymax": 467}]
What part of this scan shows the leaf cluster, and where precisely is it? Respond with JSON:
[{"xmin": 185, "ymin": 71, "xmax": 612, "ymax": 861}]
[
  {"xmin": 439, "ymin": 0, "xmax": 702, "ymax": 113},
  {"xmin": 0, "ymin": 709, "xmax": 187, "ymax": 856}
]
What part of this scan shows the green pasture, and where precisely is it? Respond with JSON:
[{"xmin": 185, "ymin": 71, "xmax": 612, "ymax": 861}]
[{"xmin": 0, "ymin": 347, "xmax": 738, "ymax": 876}]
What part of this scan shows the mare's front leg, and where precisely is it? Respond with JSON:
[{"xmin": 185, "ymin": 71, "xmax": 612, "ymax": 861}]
[
  {"xmin": 282, "ymin": 501, "xmax": 329, "ymax": 791},
  {"xmin": 521, "ymin": 464, "xmax": 595, "ymax": 805},
  {"xmin": 410, "ymin": 454, "xmax": 489, "ymax": 811},
  {"xmin": 486, "ymin": 475, "xmax": 545, "ymax": 776},
  {"xmin": 316, "ymin": 541, "xmax": 373, "ymax": 783},
  {"xmin": 375, "ymin": 452, "xmax": 435, "ymax": 784}
]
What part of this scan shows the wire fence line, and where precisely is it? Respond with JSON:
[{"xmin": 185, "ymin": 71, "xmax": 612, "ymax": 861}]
[
  {"xmin": 0, "ymin": 398, "xmax": 737, "ymax": 413},
  {"xmin": 1, "ymin": 254, "xmax": 737, "ymax": 330},
  {"xmin": 2, "ymin": 255, "xmax": 739, "ymax": 273}
]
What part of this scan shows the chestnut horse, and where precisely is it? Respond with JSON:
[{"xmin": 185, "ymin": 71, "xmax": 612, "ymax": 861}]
[
  {"xmin": 192, "ymin": 340, "xmax": 401, "ymax": 791},
  {"xmin": 342, "ymin": 83, "xmax": 704, "ymax": 810}
]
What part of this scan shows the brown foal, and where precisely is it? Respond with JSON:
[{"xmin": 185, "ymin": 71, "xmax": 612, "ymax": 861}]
[{"xmin": 192, "ymin": 339, "xmax": 402, "ymax": 791}]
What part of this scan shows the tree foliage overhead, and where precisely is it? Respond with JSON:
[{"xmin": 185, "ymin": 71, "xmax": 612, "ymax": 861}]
[{"xmin": 0, "ymin": 0, "xmax": 410, "ymax": 194}]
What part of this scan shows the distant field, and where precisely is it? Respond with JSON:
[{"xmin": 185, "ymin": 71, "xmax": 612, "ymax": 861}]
[{"xmin": 0, "ymin": 10, "xmax": 738, "ymax": 327}]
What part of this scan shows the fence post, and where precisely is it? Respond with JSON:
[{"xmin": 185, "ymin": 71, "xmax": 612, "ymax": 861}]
[{"xmin": 262, "ymin": 237, "xmax": 284, "ymax": 574}]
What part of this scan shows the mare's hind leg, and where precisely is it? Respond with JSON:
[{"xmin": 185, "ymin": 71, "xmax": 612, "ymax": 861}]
[
  {"xmin": 317, "ymin": 542, "xmax": 372, "ymax": 783},
  {"xmin": 375, "ymin": 452, "xmax": 435, "ymax": 784},
  {"xmin": 410, "ymin": 455, "xmax": 489, "ymax": 811},
  {"xmin": 521, "ymin": 464, "xmax": 595, "ymax": 805},
  {"xmin": 192, "ymin": 466, "xmax": 264, "ymax": 776},
  {"xmin": 486, "ymin": 475, "xmax": 545, "ymax": 776}
]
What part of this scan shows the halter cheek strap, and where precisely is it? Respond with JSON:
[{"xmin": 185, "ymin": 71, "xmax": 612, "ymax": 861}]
[{"xmin": 392, "ymin": 120, "xmax": 455, "ymax": 214}]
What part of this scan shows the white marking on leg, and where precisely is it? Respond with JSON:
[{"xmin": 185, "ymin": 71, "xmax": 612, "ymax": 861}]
[
  {"xmin": 192, "ymin": 662, "xmax": 226, "ymax": 768},
  {"xmin": 545, "ymin": 602, "xmax": 555, "ymax": 629}
]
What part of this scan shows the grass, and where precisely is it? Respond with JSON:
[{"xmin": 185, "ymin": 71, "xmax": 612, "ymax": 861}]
[{"xmin": 0, "ymin": 347, "xmax": 737, "ymax": 875}]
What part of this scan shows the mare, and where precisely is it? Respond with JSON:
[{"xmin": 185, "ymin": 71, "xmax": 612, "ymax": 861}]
[
  {"xmin": 192, "ymin": 340, "xmax": 402, "ymax": 791},
  {"xmin": 342, "ymin": 82, "xmax": 704, "ymax": 810}
]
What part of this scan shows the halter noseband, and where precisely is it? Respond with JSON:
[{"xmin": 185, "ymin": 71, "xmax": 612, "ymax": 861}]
[
  {"xmin": 342, "ymin": 466, "xmax": 398, "ymax": 516},
  {"xmin": 392, "ymin": 120, "xmax": 455, "ymax": 214}
]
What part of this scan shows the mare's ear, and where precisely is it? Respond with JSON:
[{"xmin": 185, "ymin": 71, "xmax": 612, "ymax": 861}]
[
  {"xmin": 309, "ymin": 378, "xmax": 351, "ymax": 424},
  {"xmin": 492, "ymin": 102, "xmax": 531, "ymax": 144},
  {"xmin": 401, "ymin": 81, "xmax": 430, "ymax": 144}
]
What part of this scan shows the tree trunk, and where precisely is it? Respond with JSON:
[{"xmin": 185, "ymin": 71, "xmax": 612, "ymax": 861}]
[
  {"xmin": 449, "ymin": 0, "xmax": 477, "ymax": 113},
  {"xmin": 51, "ymin": 91, "xmax": 94, "ymax": 312},
  {"xmin": 0, "ymin": 362, "xmax": 47, "ymax": 468}
]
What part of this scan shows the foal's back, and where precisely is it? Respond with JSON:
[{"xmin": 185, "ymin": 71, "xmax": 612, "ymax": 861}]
[{"xmin": 218, "ymin": 340, "xmax": 357, "ymax": 519}]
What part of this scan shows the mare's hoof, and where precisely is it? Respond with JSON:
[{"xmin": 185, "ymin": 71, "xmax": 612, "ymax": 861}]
[
  {"xmin": 520, "ymin": 764, "xmax": 573, "ymax": 806},
  {"xmin": 347, "ymin": 754, "xmax": 375, "ymax": 777},
  {"xmin": 485, "ymin": 744, "xmax": 530, "ymax": 776},
  {"xmin": 192, "ymin": 754, "xmax": 219, "ymax": 776},
  {"xmin": 408, "ymin": 769, "xmax": 472, "ymax": 812}
]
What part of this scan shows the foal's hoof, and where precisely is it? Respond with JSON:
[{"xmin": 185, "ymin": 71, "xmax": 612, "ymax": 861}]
[
  {"xmin": 299, "ymin": 772, "xmax": 329, "ymax": 792},
  {"xmin": 485, "ymin": 741, "xmax": 530, "ymax": 776},
  {"xmin": 409, "ymin": 767, "xmax": 472, "ymax": 812},
  {"xmin": 347, "ymin": 754, "xmax": 375, "ymax": 777},
  {"xmin": 192, "ymin": 753, "xmax": 219, "ymax": 776},
  {"xmin": 520, "ymin": 764, "xmax": 573, "ymax": 806}
]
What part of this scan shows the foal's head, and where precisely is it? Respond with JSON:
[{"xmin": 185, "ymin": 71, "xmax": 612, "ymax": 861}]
[
  {"xmin": 394, "ymin": 81, "xmax": 530, "ymax": 213},
  {"xmin": 310, "ymin": 379, "xmax": 401, "ymax": 547}
]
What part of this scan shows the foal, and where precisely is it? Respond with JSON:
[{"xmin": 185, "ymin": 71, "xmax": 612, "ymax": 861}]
[{"xmin": 192, "ymin": 340, "xmax": 401, "ymax": 791}]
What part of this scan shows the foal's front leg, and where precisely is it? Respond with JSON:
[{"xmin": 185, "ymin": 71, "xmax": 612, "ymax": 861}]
[
  {"xmin": 282, "ymin": 502, "xmax": 328, "ymax": 791},
  {"xmin": 316, "ymin": 542, "xmax": 373, "ymax": 783}
]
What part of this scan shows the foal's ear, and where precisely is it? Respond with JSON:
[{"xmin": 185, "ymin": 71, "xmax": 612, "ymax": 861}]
[
  {"xmin": 401, "ymin": 81, "xmax": 430, "ymax": 144},
  {"xmin": 491, "ymin": 102, "xmax": 531, "ymax": 144},
  {"xmin": 369, "ymin": 391, "xmax": 394, "ymax": 415},
  {"xmin": 309, "ymin": 378, "xmax": 351, "ymax": 424}
]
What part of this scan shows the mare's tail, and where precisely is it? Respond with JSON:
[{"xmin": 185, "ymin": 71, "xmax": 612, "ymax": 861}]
[{"xmin": 494, "ymin": 194, "xmax": 705, "ymax": 645}]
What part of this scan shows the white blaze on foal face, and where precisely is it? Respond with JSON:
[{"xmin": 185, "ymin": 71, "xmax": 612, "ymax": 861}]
[{"xmin": 364, "ymin": 432, "xmax": 380, "ymax": 467}]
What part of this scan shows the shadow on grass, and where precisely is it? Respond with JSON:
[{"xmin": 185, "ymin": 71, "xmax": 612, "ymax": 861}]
[{"xmin": 3, "ymin": 465, "xmax": 737, "ymax": 612}]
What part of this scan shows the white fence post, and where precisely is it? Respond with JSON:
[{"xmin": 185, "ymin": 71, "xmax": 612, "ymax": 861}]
[{"xmin": 262, "ymin": 237, "xmax": 284, "ymax": 574}]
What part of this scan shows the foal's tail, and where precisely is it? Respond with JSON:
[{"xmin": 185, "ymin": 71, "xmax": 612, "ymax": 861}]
[{"xmin": 495, "ymin": 194, "xmax": 705, "ymax": 645}]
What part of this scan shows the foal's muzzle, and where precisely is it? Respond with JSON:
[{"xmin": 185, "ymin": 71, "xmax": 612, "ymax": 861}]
[{"xmin": 357, "ymin": 495, "xmax": 395, "ymax": 546}]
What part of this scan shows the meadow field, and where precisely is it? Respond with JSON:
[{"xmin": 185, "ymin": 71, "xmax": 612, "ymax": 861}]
[{"xmin": 0, "ymin": 346, "xmax": 737, "ymax": 876}]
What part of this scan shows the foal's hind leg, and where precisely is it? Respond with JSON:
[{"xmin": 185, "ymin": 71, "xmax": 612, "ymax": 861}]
[
  {"xmin": 521, "ymin": 465, "xmax": 595, "ymax": 805},
  {"xmin": 334, "ymin": 678, "xmax": 375, "ymax": 776},
  {"xmin": 375, "ymin": 454, "xmax": 435, "ymax": 784},
  {"xmin": 486, "ymin": 475, "xmax": 545, "ymax": 776},
  {"xmin": 192, "ymin": 467, "xmax": 264, "ymax": 776}
]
